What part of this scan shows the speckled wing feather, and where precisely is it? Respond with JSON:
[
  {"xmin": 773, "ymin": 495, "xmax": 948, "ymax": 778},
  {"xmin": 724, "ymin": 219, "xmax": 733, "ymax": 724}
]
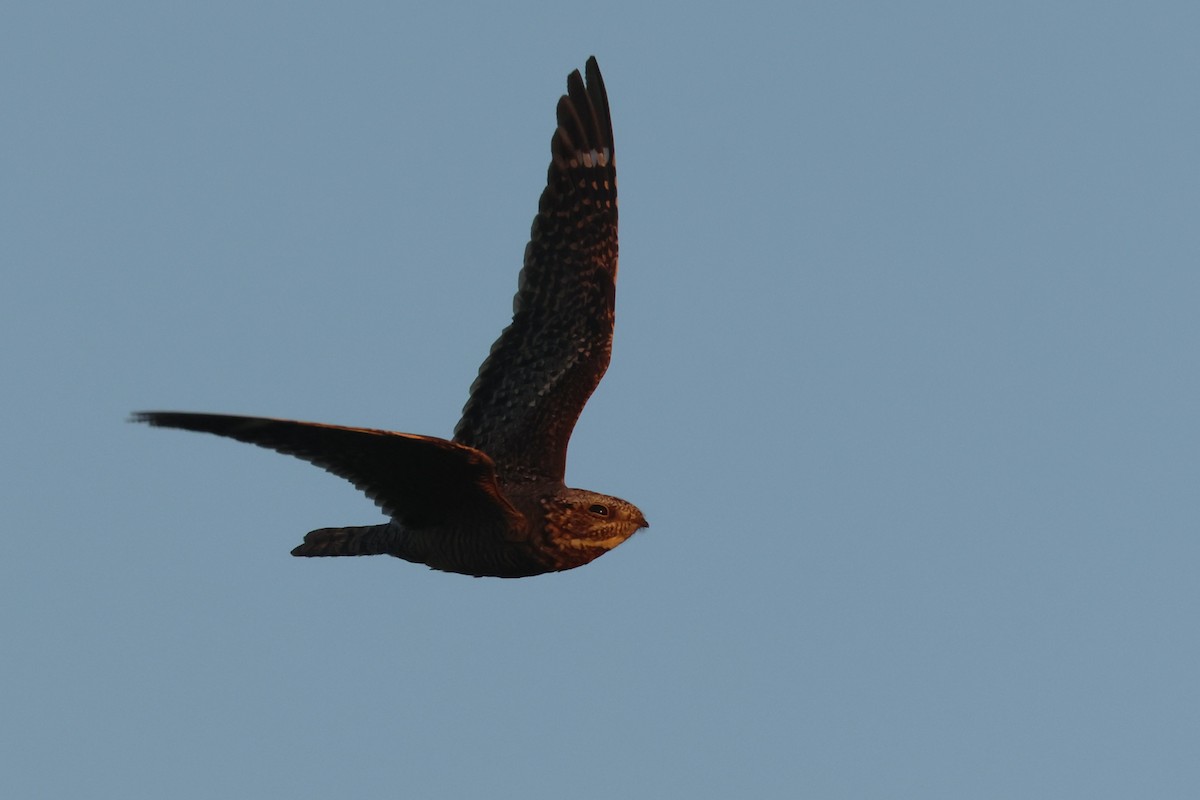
[
  {"xmin": 454, "ymin": 57, "xmax": 618, "ymax": 482},
  {"xmin": 133, "ymin": 412, "xmax": 523, "ymax": 531}
]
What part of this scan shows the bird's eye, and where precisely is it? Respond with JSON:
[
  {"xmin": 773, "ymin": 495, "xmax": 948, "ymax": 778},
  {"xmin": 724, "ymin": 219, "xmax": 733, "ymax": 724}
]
[{"xmin": 588, "ymin": 504, "xmax": 610, "ymax": 517}]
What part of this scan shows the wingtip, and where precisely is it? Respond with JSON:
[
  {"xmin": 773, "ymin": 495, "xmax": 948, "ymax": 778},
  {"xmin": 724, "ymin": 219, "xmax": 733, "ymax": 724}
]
[{"xmin": 129, "ymin": 411, "xmax": 185, "ymax": 427}]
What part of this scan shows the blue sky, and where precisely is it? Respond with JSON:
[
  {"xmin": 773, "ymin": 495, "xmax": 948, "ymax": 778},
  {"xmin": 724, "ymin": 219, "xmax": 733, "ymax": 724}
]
[{"xmin": 4, "ymin": 2, "xmax": 1198, "ymax": 797}]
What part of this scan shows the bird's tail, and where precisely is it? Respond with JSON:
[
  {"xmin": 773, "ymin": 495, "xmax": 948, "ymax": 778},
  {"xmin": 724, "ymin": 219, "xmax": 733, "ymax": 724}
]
[{"xmin": 291, "ymin": 524, "xmax": 396, "ymax": 558}]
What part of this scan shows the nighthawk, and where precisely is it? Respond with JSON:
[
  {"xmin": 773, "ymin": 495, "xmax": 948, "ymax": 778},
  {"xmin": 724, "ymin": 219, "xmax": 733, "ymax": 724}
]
[{"xmin": 134, "ymin": 57, "xmax": 647, "ymax": 578}]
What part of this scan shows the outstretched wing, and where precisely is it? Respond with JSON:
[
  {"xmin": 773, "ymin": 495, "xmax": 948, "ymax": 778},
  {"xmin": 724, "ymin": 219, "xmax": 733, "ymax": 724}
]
[
  {"xmin": 454, "ymin": 57, "xmax": 619, "ymax": 482},
  {"xmin": 132, "ymin": 412, "xmax": 523, "ymax": 531}
]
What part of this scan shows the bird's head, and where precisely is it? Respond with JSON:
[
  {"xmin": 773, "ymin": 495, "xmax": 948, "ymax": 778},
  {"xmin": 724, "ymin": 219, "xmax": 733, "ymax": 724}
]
[{"xmin": 541, "ymin": 487, "xmax": 648, "ymax": 564}]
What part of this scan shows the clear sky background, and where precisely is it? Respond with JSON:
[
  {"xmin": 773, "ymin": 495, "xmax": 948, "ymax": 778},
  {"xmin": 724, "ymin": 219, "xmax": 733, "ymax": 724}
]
[{"xmin": 4, "ymin": 2, "xmax": 1198, "ymax": 797}]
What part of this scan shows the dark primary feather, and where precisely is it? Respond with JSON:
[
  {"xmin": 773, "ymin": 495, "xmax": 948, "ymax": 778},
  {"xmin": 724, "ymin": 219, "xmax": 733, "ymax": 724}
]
[
  {"xmin": 454, "ymin": 56, "xmax": 619, "ymax": 482},
  {"xmin": 132, "ymin": 412, "xmax": 522, "ymax": 531}
]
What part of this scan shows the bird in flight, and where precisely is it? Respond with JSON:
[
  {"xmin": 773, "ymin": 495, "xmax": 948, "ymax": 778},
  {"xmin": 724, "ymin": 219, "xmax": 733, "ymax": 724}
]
[{"xmin": 133, "ymin": 57, "xmax": 647, "ymax": 578}]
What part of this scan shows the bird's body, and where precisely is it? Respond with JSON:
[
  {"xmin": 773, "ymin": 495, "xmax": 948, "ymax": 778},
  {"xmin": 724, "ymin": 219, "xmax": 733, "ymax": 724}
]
[{"xmin": 134, "ymin": 57, "xmax": 646, "ymax": 578}]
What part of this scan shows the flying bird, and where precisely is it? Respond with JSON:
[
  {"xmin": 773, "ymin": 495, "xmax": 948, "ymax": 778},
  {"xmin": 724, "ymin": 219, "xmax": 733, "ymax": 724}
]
[{"xmin": 134, "ymin": 57, "xmax": 646, "ymax": 578}]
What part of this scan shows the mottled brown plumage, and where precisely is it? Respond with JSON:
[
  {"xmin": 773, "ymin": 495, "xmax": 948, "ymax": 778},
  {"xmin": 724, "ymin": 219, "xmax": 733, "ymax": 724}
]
[{"xmin": 133, "ymin": 57, "xmax": 646, "ymax": 578}]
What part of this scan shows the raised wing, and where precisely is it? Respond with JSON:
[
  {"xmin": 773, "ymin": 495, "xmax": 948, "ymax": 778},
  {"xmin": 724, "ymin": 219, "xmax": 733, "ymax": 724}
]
[
  {"xmin": 453, "ymin": 57, "xmax": 619, "ymax": 482},
  {"xmin": 132, "ymin": 412, "xmax": 522, "ymax": 531}
]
